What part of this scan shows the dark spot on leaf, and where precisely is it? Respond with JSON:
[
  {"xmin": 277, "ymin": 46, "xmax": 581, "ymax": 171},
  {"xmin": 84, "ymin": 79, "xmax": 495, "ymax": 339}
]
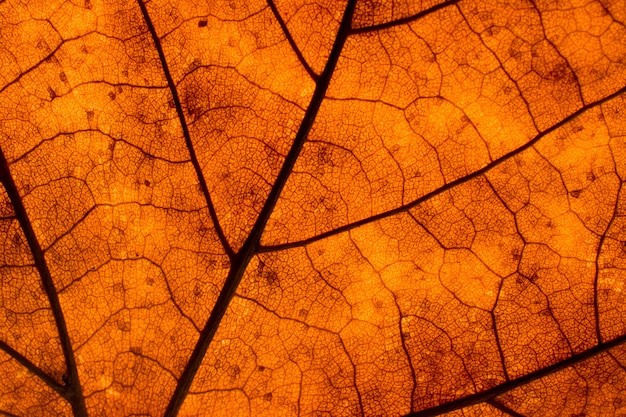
[
  {"xmin": 258, "ymin": 366, "xmax": 265, "ymax": 372},
  {"xmin": 84, "ymin": 0, "xmax": 91, "ymax": 9},
  {"xmin": 48, "ymin": 86, "xmax": 57, "ymax": 100},
  {"xmin": 5, "ymin": 311, "xmax": 16, "ymax": 325},
  {"xmin": 144, "ymin": 179, "xmax": 151, "ymax": 187},
  {"xmin": 118, "ymin": 320, "xmax": 130, "ymax": 332},
  {"xmin": 509, "ymin": 46, "xmax": 522, "ymax": 59},
  {"xmin": 130, "ymin": 346, "xmax": 142, "ymax": 355},
  {"xmin": 198, "ymin": 20, "xmax": 207, "ymax": 27},
  {"xmin": 547, "ymin": 63, "xmax": 568, "ymax": 81},
  {"xmin": 318, "ymin": 145, "xmax": 332, "ymax": 165},
  {"xmin": 183, "ymin": 90, "xmax": 203, "ymax": 119},
  {"xmin": 264, "ymin": 393, "xmax": 273, "ymax": 402},
  {"xmin": 570, "ymin": 190, "xmax": 581, "ymax": 198},
  {"xmin": 108, "ymin": 91, "xmax": 116, "ymax": 100},
  {"xmin": 189, "ymin": 58, "xmax": 202, "ymax": 71},
  {"xmin": 265, "ymin": 270, "xmax": 278, "ymax": 286},
  {"xmin": 59, "ymin": 72, "xmax": 67, "ymax": 83},
  {"xmin": 485, "ymin": 26, "xmax": 500, "ymax": 36}
]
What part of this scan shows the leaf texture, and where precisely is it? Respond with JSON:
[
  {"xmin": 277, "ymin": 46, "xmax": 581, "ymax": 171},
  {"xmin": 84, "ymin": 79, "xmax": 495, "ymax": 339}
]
[{"xmin": 0, "ymin": 0, "xmax": 626, "ymax": 416}]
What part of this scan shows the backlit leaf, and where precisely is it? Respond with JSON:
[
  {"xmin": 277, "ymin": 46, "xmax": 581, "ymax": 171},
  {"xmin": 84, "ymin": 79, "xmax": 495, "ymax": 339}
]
[{"xmin": 1, "ymin": 0, "xmax": 626, "ymax": 416}]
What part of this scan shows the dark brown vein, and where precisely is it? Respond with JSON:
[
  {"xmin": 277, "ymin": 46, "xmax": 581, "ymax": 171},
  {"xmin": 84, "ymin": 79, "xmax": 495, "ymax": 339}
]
[
  {"xmin": 259, "ymin": 84, "xmax": 626, "ymax": 253},
  {"xmin": 0, "ymin": 339, "xmax": 66, "ymax": 396},
  {"xmin": 162, "ymin": 0, "xmax": 358, "ymax": 415},
  {"xmin": 350, "ymin": 0, "xmax": 460, "ymax": 34},
  {"xmin": 266, "ymin": 0, "xmax": 319, "ymax": 81},
  {"xmin": 0, "ymin": 35, "xmax": 84, "ymax": 95},
  {"xmin": 137, "ymin": 0, "xmax": 235, "ymax": 259},
  {"xmin": 594, "ymin": 181, "xmax": 623, "ymax": 344},
  {"xmin": 403, "ymin": 333, "xmax": 626, "ymax": 416},
  {"xmin": 0, "ymin": 148, "xmax": 87, "ymax": 417}
]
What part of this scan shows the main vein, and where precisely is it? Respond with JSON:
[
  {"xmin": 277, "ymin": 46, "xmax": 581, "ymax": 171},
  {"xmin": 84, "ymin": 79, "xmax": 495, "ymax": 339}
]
[{"xmin": 155, "ymin": 0, "xmax": 358, "ymax": 415}]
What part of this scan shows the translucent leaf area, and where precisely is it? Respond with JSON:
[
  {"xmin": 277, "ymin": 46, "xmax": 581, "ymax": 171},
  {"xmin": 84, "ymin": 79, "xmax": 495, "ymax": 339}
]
[{"xmin": 1, "ymin": 0, "xmax": 626, "ymax": 415}]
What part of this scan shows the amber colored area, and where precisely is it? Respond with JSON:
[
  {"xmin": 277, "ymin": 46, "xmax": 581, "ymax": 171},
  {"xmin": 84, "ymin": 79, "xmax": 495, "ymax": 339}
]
[{"xmin": 0, "ymin": 0, "xmax": 626, "ymax": 416}]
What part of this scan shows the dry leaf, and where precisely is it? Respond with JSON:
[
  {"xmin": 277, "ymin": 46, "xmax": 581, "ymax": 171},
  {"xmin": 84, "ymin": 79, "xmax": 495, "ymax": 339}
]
[{"xmin": 1, "ymin": 0, "xmax": 626, "ymax": 415}]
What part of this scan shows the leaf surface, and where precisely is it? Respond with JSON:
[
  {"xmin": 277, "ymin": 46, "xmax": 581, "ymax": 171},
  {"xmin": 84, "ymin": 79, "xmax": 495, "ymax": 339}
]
[{"xmin": 1, "ymin": 0, "xmax": 626, "ymax": 416}]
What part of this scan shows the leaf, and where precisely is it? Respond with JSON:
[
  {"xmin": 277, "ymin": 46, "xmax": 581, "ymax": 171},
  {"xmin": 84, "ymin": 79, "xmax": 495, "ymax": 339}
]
[{"xmin": 0, "ymin": 0, "xmax": 626, "ymax": 416}]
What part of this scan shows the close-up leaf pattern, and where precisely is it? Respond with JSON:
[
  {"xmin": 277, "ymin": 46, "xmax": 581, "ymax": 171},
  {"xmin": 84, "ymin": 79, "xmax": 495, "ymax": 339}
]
[{"xmin": 1, "ymin": 0, "xmax": 626, "ymax": 415}]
